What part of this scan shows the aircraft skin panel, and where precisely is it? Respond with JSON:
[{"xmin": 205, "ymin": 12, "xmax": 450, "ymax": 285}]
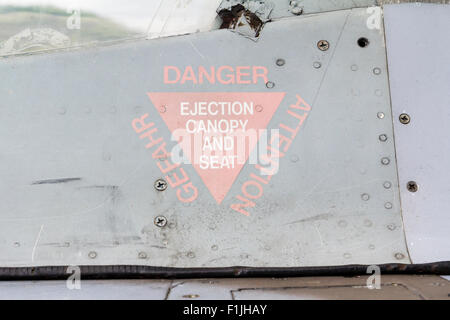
[
  {"xmin": 384, "ymin": 3, "xmax": 450, "ymax": 264},
  {"xmin": 0, "ymin": 7, "xmax": 411, "ymax": 268}
]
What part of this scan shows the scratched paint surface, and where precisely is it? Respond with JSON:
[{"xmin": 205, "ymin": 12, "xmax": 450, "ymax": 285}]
[{"xmin": 0, "ymin": 8, "xmax": 409, "ymax": 267}]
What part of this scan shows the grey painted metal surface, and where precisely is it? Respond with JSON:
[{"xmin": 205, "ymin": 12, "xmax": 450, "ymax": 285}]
[
  {"xmin": 0, "ymin": 280, "xmax": 171, "ymax": 300},
  {"xmin": 261, "ymin": 0, "xmax": 376, "ymax": 19},
  {"xmin": 0, "ymin": 7, "xmax": 409, "ymax": 268},
  {"xmin": 217, "ymin": 0, "xmax": 376, "ymax": 20},
  {"xmin": 0, "ymin": 276, "xmax": 448, "ymax": 300},
  {"xmin": 384, "ymin": 4, "xmax": 450, "ymax": 264}
]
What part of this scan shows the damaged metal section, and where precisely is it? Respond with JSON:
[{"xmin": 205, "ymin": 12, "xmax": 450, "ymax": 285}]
[
  {"xmin": 217, "ymin": 0, "xmax": 274, "ymax": 37},
  {"xmin": 288, "ymin": 1, "xmax": 304, "ymax": 15}
]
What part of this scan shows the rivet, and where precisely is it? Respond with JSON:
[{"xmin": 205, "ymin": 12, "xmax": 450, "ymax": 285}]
[
  {"xmin": 379, "ymin": 134, "xmax": 388, "ymax": 142},
  {"xmin": 13, "ymin": 242, "xmax": 20, "ymax": 247},
  {"xmin": 384, "ymin": 202, "xmax": 393, "ymax": 209},
  {"xmin": 399, "ymin": 113, "xmax": 410, "ymax": 124},
  {"xmin": 351, "ymin": 64, "xmax": 358, "ymax": 71},
  {"xmin": 276, "ymin": 58, "xmax": 285, "ymax": 66},
  {"xmin": 160, "ymin": 105, "xmax": 167, "ymax": 113},
  {"xmin": 369, "ymin": 244, "xmax": 375, "ymax": 250},
  {"xmin": 154, "ymin": 178, "xmax": 168, "ymax": 191},
  {"xmin": 317, "ymin": 40, "xmax": 329, "ymax": 51},
  {"xmin": 361, "ymin": 193, "xmax": 370, "ymax": 201},
  {"xmin": 407, "ymin": 181, "xmax": 418, "ymax": 192},
  {"xmin": 138, "ymin": 252, "xmax": 147, "ymax": 259},
  {"xmin": 290, "ymin": 154, "xmax": 300, "ymax": 163},
  {"xmin": 187, "ymin": 251, "xmax": 195, "ymax": 258},
  {"xmin": 338, "ymin": 220, "xmax": 348, "ymax": 227},
  {"xmin": 154, "ymin": 216, "xmax": 167, "ymax": 228},
  {"xmin": 377, "ymin": 112, "xmax": 385, "ymax": 119},
  {"xmin": 88, "ymin": 251, "xmax": 97, "ymax": 259},
  {"xmin": 373, "ymin": 67, "xmax": 381, "ymax": 75},
  {"xmin": 255, "ymin": 105, "xmax": 263, "ymax": 112},
  {"xmin": 395, "ymin": 252, "xmax": 405, "ymax": 260},
  {"xmin": 383, "ymin": 181, "xmax": 392, "ymax": 189},
  {"xmin": 387, "ymin": 224, "xmax": 396, "ymax": 231},
  {"xmin": 211, "ymin": 245, "xmax": 218, "ymax": 251},
  {"xmin": 265, "ymin": 81, "xmax": 275, "ymax": 89},
  {"xmin": 381, "ymin": 157, "xmax": 390, "ymax": 165},
  {"xmin": 343, "ymin": 253, "xmax": 352, "ymax": 259},
  {"xmin": 313, "ymin": 61, "xmax": 322, "ymax": 69}
]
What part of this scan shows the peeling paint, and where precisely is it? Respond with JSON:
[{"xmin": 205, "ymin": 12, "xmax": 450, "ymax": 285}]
[{"xmin": 217, "ymin": 1, "xmax": 274, "ymax": 38}]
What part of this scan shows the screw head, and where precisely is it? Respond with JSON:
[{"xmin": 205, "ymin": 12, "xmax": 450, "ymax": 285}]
[
  {"xmin": 265, "ymin": 81, "xmax": 275, "ymax": 89},
  {"xmin": 276, "ymin": 58, "xmax": 285, "ymax": 66},
  {"xmin": 154, "ymin": 179, "xmax": 168, "ymax": 191},
  {"xmin": 317, "ymin": 40, "xmax": 329, "ymax": 51},
  {"xmin": 399, "ymin": 113, "xmax": 410, "ymax": 124},
  {"xmin": 154, "ymin": 216, "xmax": 167, "ymax": 228},
  {"xmin": 407, "ymin": 181, "xmax": 418, "ymax": 192}
]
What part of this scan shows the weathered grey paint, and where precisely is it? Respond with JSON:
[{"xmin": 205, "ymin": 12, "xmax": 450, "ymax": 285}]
[{"xmin": 0, "ymin": 8, "xmax": 409, "ymax": 268}]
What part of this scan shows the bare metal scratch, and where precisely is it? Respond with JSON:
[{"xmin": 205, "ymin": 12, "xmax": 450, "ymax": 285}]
[
  {"xmin": 286, "ymin": 213, "xmax": 332, "ymax": 225},
  {"xmin": 32, "ymin": 177, "xmax": 81, "ymax": 185},
  {"xmin": 311, "ymin": 10, "xmax": 351, "ymax": 106},
  {"xmin": 314, "ymin": 223, "xmax": 325, "ymax": 248},
  {"xmin": 189, "ymin": 40, "xmax": 206, "ymax": 60},
  {"xmin": 31, "ymin": 224, "xmax": 44, "ymax": 262}
]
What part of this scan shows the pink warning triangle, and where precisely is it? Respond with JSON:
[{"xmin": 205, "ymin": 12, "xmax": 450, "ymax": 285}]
[{"xmin": 148, "ymin": 92, "xmax": 285, "ymax": 204}]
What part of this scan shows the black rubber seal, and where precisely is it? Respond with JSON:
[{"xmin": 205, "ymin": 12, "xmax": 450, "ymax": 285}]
[{"xmin": 0, "ymin": 261, "xmax": 448, "ymax": 280}]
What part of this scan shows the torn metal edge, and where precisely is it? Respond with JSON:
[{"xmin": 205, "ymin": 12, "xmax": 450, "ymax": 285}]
[{"xmin": 0, "ymin": 261, "xmax": 448, "ymax": 280}]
